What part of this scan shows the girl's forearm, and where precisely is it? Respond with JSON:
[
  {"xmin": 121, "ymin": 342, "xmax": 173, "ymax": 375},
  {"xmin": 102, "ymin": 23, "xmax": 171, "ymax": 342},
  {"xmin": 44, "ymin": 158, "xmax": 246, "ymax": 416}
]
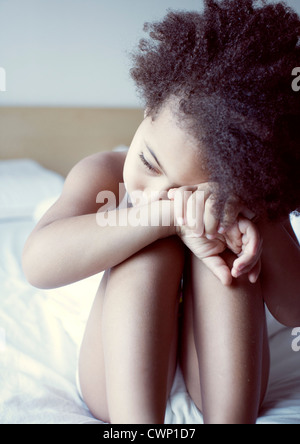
[{"xmin": 23, "ymin": 201, "xmax": 175, "ymax": 289}]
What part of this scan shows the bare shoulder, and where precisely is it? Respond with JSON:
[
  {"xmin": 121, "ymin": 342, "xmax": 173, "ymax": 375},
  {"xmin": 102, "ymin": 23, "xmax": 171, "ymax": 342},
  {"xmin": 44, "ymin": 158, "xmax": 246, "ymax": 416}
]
[
  {"xmin": 63, "ymin": 150, "xmax": 126, "ymax": 204},
  {"xmin": 68, "ymin": 151, "xmax": 126, "ymax": 189},
  {"xmin": 35, "ymin": 150, "xmax": 127, "ymax": 229}
]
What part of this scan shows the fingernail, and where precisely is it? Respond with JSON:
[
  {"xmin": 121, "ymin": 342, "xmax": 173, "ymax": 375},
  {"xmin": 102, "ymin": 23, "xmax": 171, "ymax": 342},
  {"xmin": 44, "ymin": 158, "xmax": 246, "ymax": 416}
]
[
  {"xmin": 232, "ymin": 269, "xmax": 238, "ymax": 278},
  {"xmin": 249, "ymin": 274, "xmax": 258, "ymax": 284}
]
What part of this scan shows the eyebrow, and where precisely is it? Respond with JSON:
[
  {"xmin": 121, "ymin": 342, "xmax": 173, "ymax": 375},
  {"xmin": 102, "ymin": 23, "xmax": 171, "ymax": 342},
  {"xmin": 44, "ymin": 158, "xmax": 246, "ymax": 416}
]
[{"xmin": 146, "ymin": 144, "xmax": 167, "ymax": 175}]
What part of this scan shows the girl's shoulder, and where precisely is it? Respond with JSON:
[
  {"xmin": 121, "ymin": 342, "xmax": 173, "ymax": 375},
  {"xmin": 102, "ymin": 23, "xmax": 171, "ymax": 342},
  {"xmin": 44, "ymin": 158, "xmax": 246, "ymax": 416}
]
[
  {"xmin": 52, "ymin": 150, "xmax": 127, "ymax": 217},
  {"xmin": 67, "ymin": 150, "xmax": 127, "ymax": 192},
  {"xmin": 75, "ymin": 150, "xmax": 127, "ymax": 179}
]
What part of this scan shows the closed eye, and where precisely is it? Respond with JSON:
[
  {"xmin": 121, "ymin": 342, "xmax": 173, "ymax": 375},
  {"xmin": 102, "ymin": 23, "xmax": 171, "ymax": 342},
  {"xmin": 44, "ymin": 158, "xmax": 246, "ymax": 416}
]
[{"xmin": 139, "ymin": 152, "xmax": 159, "ymax": 174}]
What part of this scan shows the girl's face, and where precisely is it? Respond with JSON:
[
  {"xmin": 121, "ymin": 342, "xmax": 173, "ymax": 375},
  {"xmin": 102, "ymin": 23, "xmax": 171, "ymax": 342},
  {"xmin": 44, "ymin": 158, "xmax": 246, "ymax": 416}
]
[{"xmin": 123, "ymin": 105, "xmax": 208, "ymax": 202}]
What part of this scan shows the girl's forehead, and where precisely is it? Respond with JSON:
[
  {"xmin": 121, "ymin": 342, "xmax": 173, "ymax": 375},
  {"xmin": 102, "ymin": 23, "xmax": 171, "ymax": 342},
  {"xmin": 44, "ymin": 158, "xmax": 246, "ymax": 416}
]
[
  {"xmin": 168, "ymin": 149, "xmax": 207, "ymax": 186},
  {"xmin": 145, "ymin": 107, "xmax": 207, "ymax": 184}
]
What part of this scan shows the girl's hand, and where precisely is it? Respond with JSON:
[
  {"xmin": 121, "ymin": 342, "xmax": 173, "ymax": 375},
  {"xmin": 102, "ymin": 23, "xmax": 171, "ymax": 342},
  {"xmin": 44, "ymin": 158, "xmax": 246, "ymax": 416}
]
[
  {"xmin": 225, "ymin": 217, "xmax": 263, "ymax": 284},
  {"xmin": 168, "ymin": 183, "xmax": 256, "ymax": 236},
  {"xmin": 177, "ymin": 227, "xmax": 231, "ymax": 285},
  {"xmin": 168, "ymin": 185, "xmax": 262, "ymax": 285}
]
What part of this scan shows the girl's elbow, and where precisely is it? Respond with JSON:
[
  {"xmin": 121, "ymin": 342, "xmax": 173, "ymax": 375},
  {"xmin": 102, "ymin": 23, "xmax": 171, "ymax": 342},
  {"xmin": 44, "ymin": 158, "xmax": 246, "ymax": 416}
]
[{"xmin": 22, "ymin": 244, "xmax": 49, "ymax": 290}]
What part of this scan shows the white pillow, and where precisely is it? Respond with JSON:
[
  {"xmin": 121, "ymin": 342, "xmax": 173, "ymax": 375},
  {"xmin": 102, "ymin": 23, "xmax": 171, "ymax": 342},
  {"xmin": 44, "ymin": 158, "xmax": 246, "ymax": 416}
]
[{"xmin": 0, "ymin": 159, "xmax": 64, "ymax": 220}]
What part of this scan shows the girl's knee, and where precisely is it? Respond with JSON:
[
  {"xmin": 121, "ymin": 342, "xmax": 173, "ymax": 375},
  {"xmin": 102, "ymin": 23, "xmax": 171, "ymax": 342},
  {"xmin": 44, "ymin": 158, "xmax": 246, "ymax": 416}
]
[
  {"xmin": 148, "ymin": 235, "xmax": 184, "ymax": 259},
  {"xmin": 126, "ymin": 236, "xmax": 185, "ymax": 273},
  {"xmin": 110, "ymin": 236, "xmax": 185, "ymax": 288}
]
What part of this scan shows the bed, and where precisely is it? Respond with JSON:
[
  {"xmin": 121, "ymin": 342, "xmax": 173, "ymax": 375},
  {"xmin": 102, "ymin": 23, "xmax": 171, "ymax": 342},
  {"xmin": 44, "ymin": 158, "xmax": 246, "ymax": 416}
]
[{"xmin": 0, "ymin": 108, "xmax": 300, "ymax": 424}]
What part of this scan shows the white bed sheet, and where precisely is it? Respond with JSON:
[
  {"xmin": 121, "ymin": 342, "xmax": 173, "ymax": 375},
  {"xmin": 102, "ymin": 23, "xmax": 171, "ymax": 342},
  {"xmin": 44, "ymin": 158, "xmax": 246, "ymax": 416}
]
[{"xmin": 0, "ymin": 163, "xmax": 300, "ymax": 424}]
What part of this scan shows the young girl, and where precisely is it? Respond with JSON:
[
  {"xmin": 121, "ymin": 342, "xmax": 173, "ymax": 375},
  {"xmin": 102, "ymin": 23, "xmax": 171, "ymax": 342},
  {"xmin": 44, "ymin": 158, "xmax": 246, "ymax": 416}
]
[{"xmin": 23, "ymin": 0, "xmax": 300, "ymax": 424}]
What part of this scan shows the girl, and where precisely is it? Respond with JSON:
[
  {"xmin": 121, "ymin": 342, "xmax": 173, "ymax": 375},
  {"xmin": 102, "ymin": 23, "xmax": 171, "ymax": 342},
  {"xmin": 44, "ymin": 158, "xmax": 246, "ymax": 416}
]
[{"xmin": 23, "ymin": 0, "xmax": 300, "ymax": 424}]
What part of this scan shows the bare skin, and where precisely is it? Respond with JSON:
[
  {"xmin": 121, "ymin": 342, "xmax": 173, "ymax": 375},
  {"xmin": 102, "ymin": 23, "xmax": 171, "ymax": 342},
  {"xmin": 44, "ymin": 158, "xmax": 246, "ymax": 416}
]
[
  {"xmin": 180, "ymin": 251, "xmax": 270, "ymax": 424},
  {"xmin": 79, "ymin": 236, "xmax": 184, "ymax": 424},
  {"xmin": 23, "ymin": 105, "xmax": 300, "ymax": 424}
]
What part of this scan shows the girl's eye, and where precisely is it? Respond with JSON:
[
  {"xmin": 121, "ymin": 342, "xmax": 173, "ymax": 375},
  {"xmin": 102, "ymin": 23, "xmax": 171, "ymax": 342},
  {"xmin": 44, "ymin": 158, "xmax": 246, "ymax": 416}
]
[{"xmin": 139, "ymin": 152, "xmax": 159, "ymax": 174}]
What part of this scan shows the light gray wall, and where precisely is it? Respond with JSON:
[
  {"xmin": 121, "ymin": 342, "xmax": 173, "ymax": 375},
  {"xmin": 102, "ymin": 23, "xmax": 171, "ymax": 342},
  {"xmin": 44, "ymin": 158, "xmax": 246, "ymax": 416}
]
[{"xmin": 0, "ymin": 0, "xmax": 299, "ymax": 107}]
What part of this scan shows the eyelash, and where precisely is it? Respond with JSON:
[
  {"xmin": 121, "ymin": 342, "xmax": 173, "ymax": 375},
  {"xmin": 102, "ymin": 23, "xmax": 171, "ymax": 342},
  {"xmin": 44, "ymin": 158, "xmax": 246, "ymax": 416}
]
[{"xmin": 139, "ymin": 152, "xmax": 159, "ymax": 174}]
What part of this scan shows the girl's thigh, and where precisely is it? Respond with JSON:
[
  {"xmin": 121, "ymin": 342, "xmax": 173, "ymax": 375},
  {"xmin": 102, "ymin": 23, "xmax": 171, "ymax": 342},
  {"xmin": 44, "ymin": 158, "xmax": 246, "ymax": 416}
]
[
  {"xmin": 78, "ymin": 269, "xmax": 110, "ymax": 422},
  {"xmin": 78, "ymin": 236, "xmax": 185, "ymax": 422}
]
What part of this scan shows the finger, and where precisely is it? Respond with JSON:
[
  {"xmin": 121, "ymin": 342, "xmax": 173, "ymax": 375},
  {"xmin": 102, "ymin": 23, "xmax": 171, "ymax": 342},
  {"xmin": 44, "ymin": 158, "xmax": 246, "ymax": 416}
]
[
  {"xmin": 230, "ymin": 217, "xmax": 262, "ymax": 279},
  {"xmin": 173, "ymin": 189, "xmax": 185, "ymax": 226},
  {"xmin": 232, "ymin": 232, "xmax": 263, "ymax": 272},
  {"xmin": 186, "ymin": 190, "xmax": 205, "ymax": 236},
  {"xmin": 202, "ymin": 255, "xmax": 233, "ymax": 286},
  {"xmin": 231, "ymin": 236, "xmax": 263, "ymax": 277},
  {"xmin": 248, "ymin": 259, "xmax": 262, "ymax": 284},
  {"xmin": 224, "ymin": 223, "xmax": 242, "ymax": 255},
  {"xmin": 170, "ymin": 186, "xmax": 197, "ymax": 226},
  {"xmin": 238, "ymin": 216, "xmax": 256, "ymax": 236},
  {"xmin": 203, "ymin": 194, "xmax": 219, "ymax": 238},
  {"xmin": 172, "ymin": 187, "xmax": 191, "ymax": 226},
  {"xmin": 232, "ymin": 253, "xmax": 259, "ymax": 278},
  {"xmin": 238, "ymin": 217, "xmax": 262, "ymax": 253}
]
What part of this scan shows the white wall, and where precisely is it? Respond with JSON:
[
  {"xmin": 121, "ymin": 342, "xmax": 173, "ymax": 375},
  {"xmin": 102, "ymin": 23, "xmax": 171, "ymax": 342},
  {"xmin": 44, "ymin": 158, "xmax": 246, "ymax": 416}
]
[{"xmin": 0, "ymin": 0, "xmax": 299, "ymax": 108}]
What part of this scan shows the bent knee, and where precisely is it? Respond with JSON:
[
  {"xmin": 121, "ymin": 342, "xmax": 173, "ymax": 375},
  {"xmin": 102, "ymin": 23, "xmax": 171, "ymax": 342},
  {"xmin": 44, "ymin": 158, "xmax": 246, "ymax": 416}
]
[
  {"xmin": 125, "ymin": 236, "xmax": 184, "ymax": 272},
  {"xmin": 147, "ymin": 236, "xmax": 185, "ymax": 261},
  {"xmin": 110, "ymin": 236, "xmax": 185, "ymax": 286}
]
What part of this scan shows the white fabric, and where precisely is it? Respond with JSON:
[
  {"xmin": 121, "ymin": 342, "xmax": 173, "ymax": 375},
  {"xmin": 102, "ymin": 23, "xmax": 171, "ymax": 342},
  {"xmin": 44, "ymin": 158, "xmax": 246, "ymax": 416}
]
[
  {"xmin": 0, "ymin": 159, "xmax": 299, "ymax": 424},
  {"xmin": 0, "ymin": 159, "xmax": 64, "ymax": 220}
]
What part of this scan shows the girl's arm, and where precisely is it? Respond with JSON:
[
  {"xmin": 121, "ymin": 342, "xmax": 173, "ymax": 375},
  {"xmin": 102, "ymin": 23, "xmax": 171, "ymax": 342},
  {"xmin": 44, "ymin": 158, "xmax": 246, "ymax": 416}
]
[
  {"xmin": 22, "ymin": 153, "xmax": 175, "ymax": 290},
  {"xmin": 259, "ymin": 217, "xmax": 300, "ymax": 327}
]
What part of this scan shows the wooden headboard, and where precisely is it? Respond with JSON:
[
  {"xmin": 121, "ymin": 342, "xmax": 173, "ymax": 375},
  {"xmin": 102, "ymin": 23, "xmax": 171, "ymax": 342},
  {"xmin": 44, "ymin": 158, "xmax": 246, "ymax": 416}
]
[{"xmin": 0, "ymin": 107, "xmax": 144, "ymax": 176}]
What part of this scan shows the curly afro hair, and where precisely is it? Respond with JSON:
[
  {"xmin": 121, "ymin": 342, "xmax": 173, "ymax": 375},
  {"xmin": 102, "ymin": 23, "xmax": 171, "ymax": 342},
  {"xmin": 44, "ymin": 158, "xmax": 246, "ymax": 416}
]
[{"xmin": 131, "ymin": 0, "xmax": 300, "ymax": 222}]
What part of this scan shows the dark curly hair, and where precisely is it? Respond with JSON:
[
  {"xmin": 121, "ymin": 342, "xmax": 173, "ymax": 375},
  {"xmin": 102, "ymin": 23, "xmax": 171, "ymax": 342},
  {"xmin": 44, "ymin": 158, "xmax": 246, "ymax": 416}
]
[{"xmin": 130, "ymin": 0, "xmax": 300, "ymax": 222}]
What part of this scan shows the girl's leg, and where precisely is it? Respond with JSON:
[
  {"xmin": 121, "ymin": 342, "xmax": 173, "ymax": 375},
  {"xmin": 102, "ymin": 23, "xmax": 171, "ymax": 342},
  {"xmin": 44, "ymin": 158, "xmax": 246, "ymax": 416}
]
[
  {"xmin": 78, "ymin": 269, "xmax": 110, "ymax": 422},
  {"xmin": 79, "ymin": 236, "xmax": 185, "ymax": 424},
  {"xmin": 180, "ymin": 251, "xmax": 270, "ymax": 424}
]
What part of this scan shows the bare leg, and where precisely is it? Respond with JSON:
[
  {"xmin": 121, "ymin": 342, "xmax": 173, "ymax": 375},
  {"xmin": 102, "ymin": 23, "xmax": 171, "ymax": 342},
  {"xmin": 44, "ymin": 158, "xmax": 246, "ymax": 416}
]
[
  {"xmin": 78, "ymin": 269, "xmax": 110, "ymax": 422},
  {"xmin": 79, "ymin": 236, "xmax": 184, "ymax": 424},
  {"xmin": 180, "ymin": 251, "xmax": 270, "ymax": 424}
]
